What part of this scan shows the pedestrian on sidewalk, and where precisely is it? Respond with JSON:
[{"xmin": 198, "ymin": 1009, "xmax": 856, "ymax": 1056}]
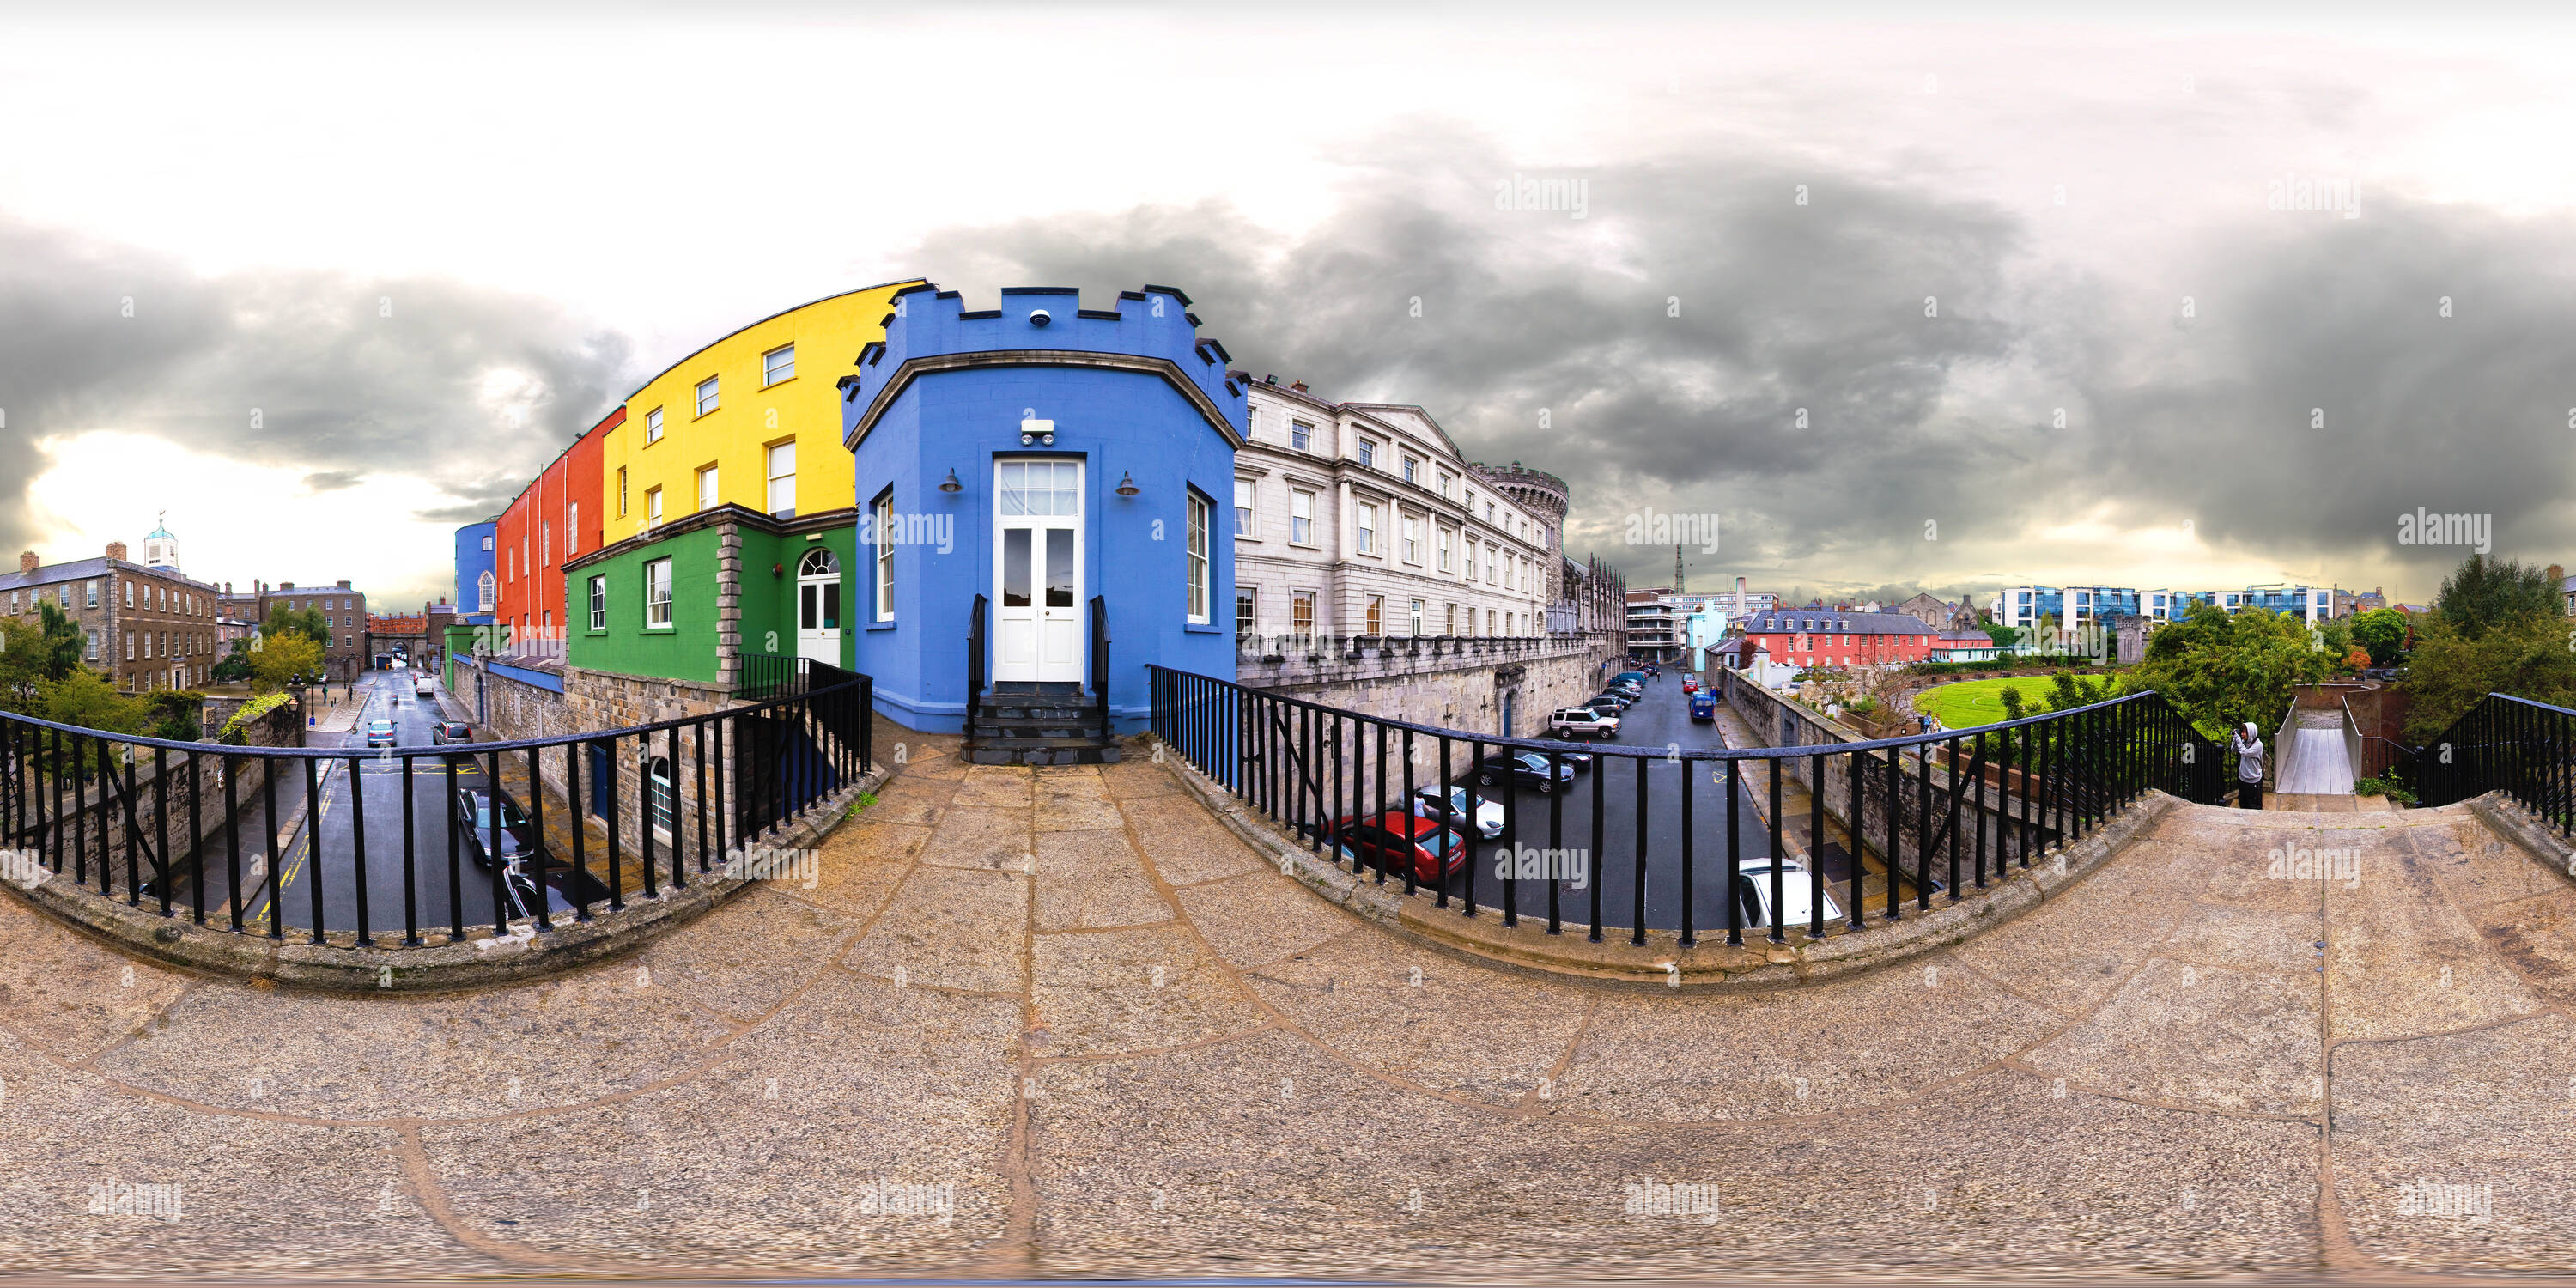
[{"xmin": 2230, "ymin": 720, "xmax": 2264, "ymax": 809}]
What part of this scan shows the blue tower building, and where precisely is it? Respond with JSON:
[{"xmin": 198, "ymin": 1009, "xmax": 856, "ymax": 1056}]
[
  {"xmin": 453, "ymin": 519, "xmax": 498, "ymax": 625},
  {"xmin": 842, "ymin": 285, "xmax": 1246, "ymax": 744}
]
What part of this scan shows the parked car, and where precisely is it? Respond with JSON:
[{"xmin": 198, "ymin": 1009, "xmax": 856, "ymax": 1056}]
[
  {"xmin": 363, "ymin": 719, "xmax": 398, "ymax": 749},
  {"xmin": 499, "ymin": 859, "xmax": 615, "ymax": 923},
  {"xmin": 1680, "ymin": 677, "xmax": 1699, "ymax": 694},
  {"xmin": 431, "ymin": 720, "xmax": 474, "ymax": 746},
  {"xmin": 454, "ymin": 788, "xmax": 537, "ymax": 866},
  {"xmin": 1583, "ymin": 695, "xmax": 1630, "ymax": 715},
  {"xmin": 1549, "ymin": 706, "xmax": 1620, "ymax": 739},
  {"xmin": 1612, "ymin": 671, "xmax": 1647, "ymax": 687},
  {"xmin": 1610, "ymin": 681, "xmax": 1643, "ymax": 701},
  {"xmin": 1471, "ymin": 750, "xmax": 1577, "ymax": 793},
  {"xmin": 1732, "ymin": 855, "xmax": 1845, "ymax": 931},
  {"xmin": 1690, "ymin": 691, "xmax": 1718, "ymax": 722},
  {"xmin": 414, "ymin": 676, "xmax": 434, "ymax": 697},
  {"xmin": 1325, "ymin": 812, "xmax": 1469, "ymax": 884},
  {"xmin": 1413, "ymin": 784, "xmax": 1504, "ymax": 840}
]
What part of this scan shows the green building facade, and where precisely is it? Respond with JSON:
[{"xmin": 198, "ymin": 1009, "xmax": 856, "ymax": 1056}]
[{"xmin": 564, "ymin": 505, "xmax": 859, "ymax": 692}]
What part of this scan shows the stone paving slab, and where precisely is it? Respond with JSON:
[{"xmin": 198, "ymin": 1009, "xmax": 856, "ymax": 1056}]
[{"xmin": 3, "ymin": 750, "xmax": 2573, "ymax": 1280}]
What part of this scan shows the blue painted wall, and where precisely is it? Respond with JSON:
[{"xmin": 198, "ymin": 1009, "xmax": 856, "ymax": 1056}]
[
  {"xmin": 844, "ymin": 285, "xmax": 1244, "ymax": 733},
  {"xmin": 453, "ymin": 520, "xmax": 497, "ymax": 625}
]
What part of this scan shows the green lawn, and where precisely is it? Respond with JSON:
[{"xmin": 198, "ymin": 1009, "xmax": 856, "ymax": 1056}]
[{"xmin": 1912, "ymin": 677, "xmax": 2049, "ymax": 730}]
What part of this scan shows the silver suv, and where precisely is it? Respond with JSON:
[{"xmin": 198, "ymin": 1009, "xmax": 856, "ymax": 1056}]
[{"xmin": 1549, "ymin": 706, "xmax": 1619, "ymax": 739}]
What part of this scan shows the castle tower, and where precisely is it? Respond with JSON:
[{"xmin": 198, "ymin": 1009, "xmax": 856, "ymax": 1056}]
[{"xmin": 1467, "ymin": 460, "xmax": 1571, "ymax": 604}]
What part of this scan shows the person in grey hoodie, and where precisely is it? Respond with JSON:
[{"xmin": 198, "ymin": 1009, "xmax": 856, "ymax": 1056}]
[{"xmin": 2229, "ymin": 720, "xmax": 2264, "ymax": 809}]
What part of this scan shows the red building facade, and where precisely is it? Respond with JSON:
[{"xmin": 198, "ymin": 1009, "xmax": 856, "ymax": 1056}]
[
  {"xmin": 495, "ymin": 406, "xmax": 617, "ymax": 652},
  {"xmin": 1739, "ymin": 608, "xmax": 1942, "ymax": 670}
]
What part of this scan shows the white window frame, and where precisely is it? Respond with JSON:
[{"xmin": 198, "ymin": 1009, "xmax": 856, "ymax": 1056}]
[
  {"xmin": 1291, "ymin": 591, "xmax": 1315, "ymax": 634},
  {"xmin": 588, "ymin": 576, "xmax": 606, "ymax": 632},
  {"xmin": 1185, "ymin": 491, "xmax": 1211, "ymax": 624},
  {"xmin": 645, "ymin": 557, "xmax": 674, "ymax": 629},
  {"xmin": 1437, "ymin": 526, "xmax": 1452, "ymax": 573},
  {"xmin": 1290, "ymin": 489, "xmax": 1315, "ymax": 545},
  {"xmin": 1401, "ymin": 515, "xmax": 1420, "ymax": 564},
  {"xmin": 694, "ymin": 375, "xmax": 719, "ymax": 416},
  {"xmin": 1355, "ymin": 437, "xmax": 1376, "ymax": 470},
  {"xmin": 1356, "ymin": 502, "xmax": 1377, "ymax": 556},
  {"xmin": 1364, "ymin": 595, "xmax": 1384, "ymax": 635},
  {"xmin": 1233, "ymin": 477, "xmax": 1255, "ymax": 537},
  {"xmin": 767, "ymin": 441, "xmax": 796, "ymax": 515},
  {"xmin": 647, "ymin": 487, "xmax": 664, "ymax": 526},
  {"xmin": 874, "ymin": 492, "xmax": 896, "ymax": 623},
  {"xmin": 1290, "ymin": 421, "xmax": 1312, "ymax": 453},
  {"xmin": 762, "ymin": 343, "xmax": 795, "ymax": 386},
  {"xmin": 1236, "ymin": 587, "xmax": 1257, "ymax": 635},
  {"xmin": 568, "ymin": 502, "xmax": 578, "ymax": 556},
  {"xmin": 477, "ymin": 571, "xmax": 495, "ymax": 611},
  {"xmin": 644, "ymin": 408, "xmax": 664, "ymax": 444},
  {"xmin": 697, "ymin": 465, "xmax": 719, "ymax": 512}
]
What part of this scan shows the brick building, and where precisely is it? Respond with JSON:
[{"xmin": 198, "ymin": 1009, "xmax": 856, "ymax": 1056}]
[
  {"xmin": 241, "ymin": 579, "xmax": 372, "ymax": 683},
  {"xmin": 1737, "ymin": 607, "xmax": 1950, "ymax": 671},
  {"xmin": 2, "ymin": 542, "xmax": 227, "ymax": 691}
]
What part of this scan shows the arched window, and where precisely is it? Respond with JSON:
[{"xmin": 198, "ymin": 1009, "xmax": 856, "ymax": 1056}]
[
  {"xmin": 799, "ymin": 548, "xmax": 839, "ymax": 579},
  {"xmin": 477, "ymin": 571, "xmax": 495, "ymax": 611},
  {"xmin": 647, "ymin": 756, "xmax": 677, "ymax": 836}
]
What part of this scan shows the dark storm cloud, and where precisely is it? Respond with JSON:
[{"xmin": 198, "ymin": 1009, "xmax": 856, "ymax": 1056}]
[
  {"xmin": 911, "ymin": 125, "xmax": 2576, "ymax": 600},
  {"xmin": 0, "ymin": 217, "xmax": 630, "ymax": 553}
]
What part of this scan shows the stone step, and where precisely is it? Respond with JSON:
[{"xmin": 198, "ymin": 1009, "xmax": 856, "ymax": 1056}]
[{"xmin": 963, "ymin": 736, "xmax": 1123, "ymax": 767}]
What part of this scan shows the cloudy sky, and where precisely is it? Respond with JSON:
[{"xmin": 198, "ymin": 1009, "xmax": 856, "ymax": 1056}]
[{"xmin": 4, "ymin": 2, "xmax": 2573, "ymax": 610}]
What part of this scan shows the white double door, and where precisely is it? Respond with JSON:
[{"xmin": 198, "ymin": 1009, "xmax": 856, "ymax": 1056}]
[{"xmin": 993, "ymin": 459, "xmax": 1084, "ymax": 684}]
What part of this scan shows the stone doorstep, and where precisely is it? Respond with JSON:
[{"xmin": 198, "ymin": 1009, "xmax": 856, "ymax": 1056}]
[
  {"xmin": 1150, "ymin": 733, "xmax": 2176, "ymax": 991},
  {"xmin": 3, "ymin": 766, "xmax": 890, "ymax": 994}
]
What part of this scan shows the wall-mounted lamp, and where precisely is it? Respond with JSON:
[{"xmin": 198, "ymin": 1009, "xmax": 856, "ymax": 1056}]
[
  {"xmin": 771, "ymin": 562, "xmax": 784, "ymax": 578},
  {"xmin": 1115, "ymin": 471, "xmax": 1140, "ymax": 497},
  {"xmin": 1020, "ymin": 416, "xmax": 1055, "ymax": 447},
  {"xmin": 939, "ymin": 468, "xmax": 963, "ymax": 494}
]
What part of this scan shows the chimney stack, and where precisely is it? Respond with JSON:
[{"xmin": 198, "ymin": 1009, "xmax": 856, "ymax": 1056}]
[
  {"xmin": 336, "ymin": 579, "xmax": 351, "ymax": 589},
  {"xmin": 1288, "ymin": 380, "xmax": 1307, "ymax": 393},
  {"xmin": 2552, "ymin": 565, "xmax": 2566, "ymax": 587},
  {"xmin": 17, "ymin": 551, "xmax": 35, "ymax": 574},
  {"xmin": 105, "ymin": 540, "xmax": 128, "ymax": 562}
]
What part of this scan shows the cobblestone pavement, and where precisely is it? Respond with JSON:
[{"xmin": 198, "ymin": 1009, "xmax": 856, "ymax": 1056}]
[{"xmin": 2, "ymin": 732, "xmax": 2570, "ymax": 1280}]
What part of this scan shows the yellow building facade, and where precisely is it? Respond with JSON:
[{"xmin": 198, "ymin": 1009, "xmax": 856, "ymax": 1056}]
[{"xmin": 598, "ymin": 280, "xmax": 924, "ymax": 538}]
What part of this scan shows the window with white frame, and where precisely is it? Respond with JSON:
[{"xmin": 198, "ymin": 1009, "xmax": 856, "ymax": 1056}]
[
  {"xmin": 762, "ymin": 343, "xmax": 794, "ymax": 386},
  {"xmin": 1233, "ymin": 478, "xmax": 1254, "ymax": 536},
  {"xmin": 540, "ymin": 520, "xmax": 550, "ymax": 568},
  {"xmin": 1445, "ymin": 603, "xmax": 1457, "ymax": 635},
  {"xmin": 647, "ymin": 488, "xmax": 664, "ymax": 526},
  {"xmin": 481, "ymin": 533, "xmax": 495, "ymax": 551},
  {"xmin": 1402, "ymin": 456, "xmax": 1418, "ymax": 484},
  {"xmin": 694, "ymin": 375, "xmax": 719, "ymax": 416},
  {"xmin": 767, "ymin": 442, "xmax": 796, "ymax": 515},
  {"xmin": 1401, "ymin": 515, "xmax": 1420, "ymax": 563},
  {"xmin": 644, "ymin": 408, "xmax": 664, "ymax": 444},
  {"xmin": 1355, "ymin": 502, "xmax": 1377, "ymax": 555},
  {"xmin": 588, "ymin": 576, "xmax": 605, "ymax": 631},
  {"xmin": 568, "ymin": 503, "xmax": 578, "ymax": 556},
  {"xmin": 1408, "ymin": 598, "xmax": 1424, "ymax": 636},
  {"xmin": 1355, "ymin": 437, "xmax": 1376, "ymax": 469},
  {"xmin": 1438, "ymin": 526, "xmax": 1453, "ymax": 572},
  {"xmin": 1235, "ymin": 588, "xmax": 1256, "ymax": 635},
  {"xmin": 86, "ymin": 631, "xmax": 97, "ymax": 659},
  {"xmin": 874, "ymin": 492, "xmax": 896, "ymax": 622},
  {"xmin": 1290, "ymin": 421, "xmax": 1312, "ymax": 453},
  {"xmin": 617, "ymin": 467, "xmax": 629, "ymax": 515},
  {"xmin": 1292, "ymin": 591, "xmax": 1315, "ymax": 634},
  {"xmin": 1185, "ymin": 491, "xmax": 1211, "ymax": 623},
  {"xmin": 1290, "ymin": 489, "xmax": 1314, "ymax": 544},
  {"xmin": 697, "ymin": 465, "xmax": 719, "ymax": 512},
  {"xmin": 645, "ymin": 557, "xmax": 673, "ymax": 627},
  {"xmin": 1439, "ymin": 471, "xmax": 1454, "ymax": 499},
  {"xmin": 477, "ymin": 571, "xmax": 495, "ymax": 611}
]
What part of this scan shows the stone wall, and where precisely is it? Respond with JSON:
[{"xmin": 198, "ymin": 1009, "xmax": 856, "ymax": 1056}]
[
  {"xmin": 1722, "ymin": 668, "xmax": 2063, "ymax": 888},
  {"xmin": 1237, "ymin": 635, "xmax": 1619, "ymax": 740}
]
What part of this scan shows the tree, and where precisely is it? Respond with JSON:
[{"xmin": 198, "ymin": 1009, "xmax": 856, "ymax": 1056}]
[
  {"xmin": 1981, "ymin": 620, "xmax": 2020, "ymax": 649},
  {"xmin": 249, "ymin": 634, "xmax": 326, "ymax": 692},
  {"xmin": 2125, "ymin": 602, "xmax": 2336, "ymax": 739},
  {"xmin": 2349, "ymin": 607, "xmax": 2409, "ymax": 666},
  {"xmin": 143, "ymin": 689, "xmax": 206, "ymax": 742},
  {"xmin": 210, "ymin": 641, "xmax": 252, "ymax": 684},
  {"xmin": 0, "ymin": 601, "xmax": 87, "ymax": 713},
  {"xmin": 2400, "ymin": 611, "xmax": 2576, "ymax": 742},
  {"xmin": 263, "ymin": 605, "xmax": 332, "ymax": 647},
  {"xmin": 2432, "ymin": 554, "xmax": 2558, "ymax": 641},
  {"xmin": 37, "ymin": 671, "xmax": 146, "ymax": 735}
]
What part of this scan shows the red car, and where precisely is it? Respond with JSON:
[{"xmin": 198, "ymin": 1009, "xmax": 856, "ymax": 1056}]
[
  {"xmin": 1681, "ymin": 678, "xmax": 1699, "ymax": 694},
  {"xmin": 1327, "ymin": 812, "xmax": 1469, "ymax": 884}
]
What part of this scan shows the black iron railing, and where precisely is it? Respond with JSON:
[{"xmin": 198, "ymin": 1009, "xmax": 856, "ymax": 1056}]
[
  {"xmin": 2416, "ymin": 692, "xmax": 2573, "ymax": 825},
  {"xmin": 1149, "ymin": 665, "xmax": 2224, "ymax": 945},
  {"xmin": 965, "ymin": 593, "xmax": 987, "ymax": 744},
  {"xmin": 738, "ymin": 652, "xmax": 809, "ymax": 701},
  {"xmin": 1091, "ymin": 594, "xmax": 1111, "ymax": 744},
  {"xmin": 0, "ymin": 673, "xmax": 872, "ymax": 947}
]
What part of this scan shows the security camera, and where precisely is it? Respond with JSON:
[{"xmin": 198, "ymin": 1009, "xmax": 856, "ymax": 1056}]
[{"xmin": 1028, "ymin": 308, "xmax": 1052, "ymax": 326}]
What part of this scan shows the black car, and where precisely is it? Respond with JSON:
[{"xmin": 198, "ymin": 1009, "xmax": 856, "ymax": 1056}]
[
  {"xmin": 1583, "ymin": 696, "xmax": 1628, "ymax": 715},
  {"xmin": 1471, "ymin": 750, "xmax": 1578, "ymax": 793},
  {"xmin": 500, "ymin": 860, "xmax": 614, "ymax": 922},
  {"xmin": 455, "ymin": 788, "xmax": 536, "ymax": 866}
]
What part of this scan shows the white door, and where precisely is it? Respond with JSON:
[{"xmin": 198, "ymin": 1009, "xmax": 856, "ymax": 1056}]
[
  {"xmin": 796, "ymin": 548, "xmax": 841, "ymax": 665},
  {"xmin": 993, "ymin": 459, "xmax": 1084, "ymax": 683}
]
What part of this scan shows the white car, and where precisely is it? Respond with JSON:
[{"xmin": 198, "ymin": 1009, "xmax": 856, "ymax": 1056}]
[
  {"xmin": 1733, "ymin": 855, "xmax": 1844, "ymax": 931},
  {"xmin": 1549, "ymin": 706, "xmax": 1619, "ymax": 739},
  {"xmin": 1413, "ymin": 784, "xmax": 1505, "ymax": 841}
]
